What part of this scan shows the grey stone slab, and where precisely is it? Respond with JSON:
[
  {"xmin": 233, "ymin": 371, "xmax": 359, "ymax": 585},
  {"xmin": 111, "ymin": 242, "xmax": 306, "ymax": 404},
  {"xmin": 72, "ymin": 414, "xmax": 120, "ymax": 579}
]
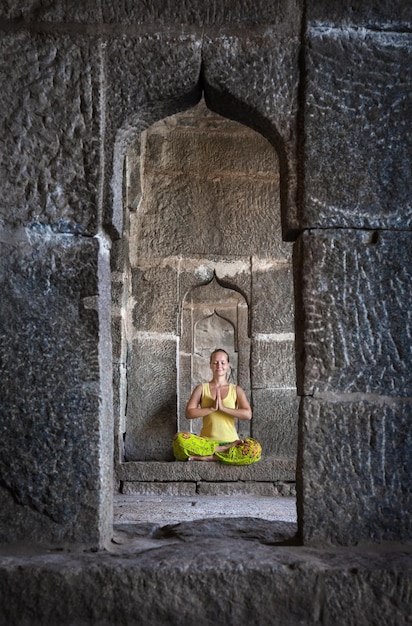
[
  {"xmin": 296, "ymin": 230, "xmax": 412, "ymax": 397},
  {"xmin": 0, "ymin": 542, "xmax": 411, "ymax": 626},
  {"xmin": 202, "ymin": 28, "xmax": 301, "ymax": 236},
  {"xmin": 131, "ymin": 264, "xmax": 179, "ymax": 333},
  {"xmin": 0, "ymin": 2, "xmax": 101, "ymax": 21},
  {"xmin": 198, "ymin": 482, "xmax": 277, "ymax": 496},
  {"xmin": 0, "ymin": 232, "xmax": 112, "ymax": 547},
  {"xmin": 251, "ymin": 338, "xmax": 297, "ymax": 388},
  {"xmin": 104, "ymin": 33, "xmax": 202, "ymax": 235},
  {"xmin": 124, "ymin": 336, "xmax": 177, "ymax": 461},
  {"xmin": 101, "ymin": 0, "xmax": 303, "ymax": 26},
  {"xmin": 144, "ymin": 119, "xmax": 280, "ymax": 176},
  {"xmin": 116, "ymin": 459, "xmax": 296, "ymax": 483},
  {"xmin": 303, "ymin": 29, "xmax": 412, "ymax": 230},
  {"xmin": 136, "ymin": 172, "xmax": 283, "ymax": 257},
  {"xmin": 113, "ymin": 493, "xmax": 297, "ymax": 525},
  {"xmin": 307, "ymin": 0, "xmax": 412, "ymax": 28},
  {"xmin": 298, "ymin": 397, "xmax": 412, "ymax": 546},
  {"xmin": 0, "ymin": 32, "xmax": 101, "ymax": 234},
  {"xmin": 251, "ymin": 261, "xmax": 295, "ymax": 334},
  {"xmin": 122, "ymin": 482, "xmax": 197, "ymax": 496},
  {"xmin": 252, "ymin": 388, "xmax": 299, "ymax": 458}
]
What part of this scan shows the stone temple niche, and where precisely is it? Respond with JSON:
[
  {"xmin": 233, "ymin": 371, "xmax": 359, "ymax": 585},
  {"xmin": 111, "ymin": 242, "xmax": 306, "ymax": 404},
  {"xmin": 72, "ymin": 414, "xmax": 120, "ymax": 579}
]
[
  {"xmin": 119, "ymin": 98, "xmax": 298, "ymax": 464},
  {"xmin": 179, "ymin": 276, "xmax": 250, "ymax": 437}
]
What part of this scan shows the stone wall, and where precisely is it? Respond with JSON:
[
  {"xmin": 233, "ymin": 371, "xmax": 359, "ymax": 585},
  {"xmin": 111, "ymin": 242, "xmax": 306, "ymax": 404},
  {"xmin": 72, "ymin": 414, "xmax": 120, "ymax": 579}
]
[
  {"xmin": 0, "ymin": 0, "xmax": 410, "ymax": 555},
  {"xmin": 116, "ymin": 102, "xmax": 297, "ymax": 462}
]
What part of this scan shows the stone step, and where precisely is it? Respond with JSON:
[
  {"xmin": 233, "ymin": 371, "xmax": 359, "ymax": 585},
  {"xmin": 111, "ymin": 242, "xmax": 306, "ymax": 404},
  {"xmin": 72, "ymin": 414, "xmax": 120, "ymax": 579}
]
[{"xmin": 116, "ymin": 458, "xmax": 295, "ymax": 483}]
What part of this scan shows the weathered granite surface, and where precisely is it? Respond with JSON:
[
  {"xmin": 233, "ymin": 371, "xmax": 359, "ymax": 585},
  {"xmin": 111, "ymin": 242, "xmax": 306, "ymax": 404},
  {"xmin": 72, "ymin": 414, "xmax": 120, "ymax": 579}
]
[
  {"xmin": 307, "ymin": 0, "xmax": 412, "ymax": 28},
  {"xmin": 202, "ymin": 28, "xmax": 301, "ymax": 237},
  {"xmin": 124, "ymin": 337, "xmax": 177, "ymax": 461},
  {"xmin": 0, "ymin": 32, "xmax": 101, "ymax": 234},
  {"xmin": 0, "ymin": 231, "xmax": 113, "ymax": 547},
  {"xmin": 303, "ymin": 28, "xmax": 412, "ymax": 230},
  {"xmin": 295, "ymin": 229, "xmax": 412, "ymax": 397},
  {"xmin": 0, "ymin": 0, "xmax": 303, "ymax": 26},
  {"xmin": 116, "ymin": 459, "xmax": 296, "ymax": 483},
  {"xmin": 298, "ymin": 397, "xmax": 412, "ymax": 546},
  {"xmin": 0, "ymin": 533, "xmax": 410, "ymax": 626}
]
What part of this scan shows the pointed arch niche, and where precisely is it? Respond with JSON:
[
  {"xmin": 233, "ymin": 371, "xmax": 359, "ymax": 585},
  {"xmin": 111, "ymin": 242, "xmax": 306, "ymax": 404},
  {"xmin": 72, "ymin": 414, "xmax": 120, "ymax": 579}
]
[
  {"xmin": 116, "ymin": 98, "xmax": 298, "ymax": 471},
  {"xmin": 179, "ymin": 276, "xmax": 251, "ymax": 438}
]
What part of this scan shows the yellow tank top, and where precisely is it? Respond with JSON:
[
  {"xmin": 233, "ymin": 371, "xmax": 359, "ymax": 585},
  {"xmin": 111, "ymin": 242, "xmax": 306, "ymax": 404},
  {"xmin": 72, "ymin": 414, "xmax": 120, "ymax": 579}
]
[{"xmin": 200, "ymin": 382, "xmax": 239, "ymax": 442}]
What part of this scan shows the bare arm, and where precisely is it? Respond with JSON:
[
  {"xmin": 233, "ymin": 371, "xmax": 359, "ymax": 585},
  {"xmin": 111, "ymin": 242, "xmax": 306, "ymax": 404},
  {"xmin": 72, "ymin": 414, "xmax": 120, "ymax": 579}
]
[
  {"xmin": 185, "ymin": 384, "xmax": 217, "ymax": 419},
  {"xmin": 216, "ymin": 385, "xmax": 252, "ymax": 421}
]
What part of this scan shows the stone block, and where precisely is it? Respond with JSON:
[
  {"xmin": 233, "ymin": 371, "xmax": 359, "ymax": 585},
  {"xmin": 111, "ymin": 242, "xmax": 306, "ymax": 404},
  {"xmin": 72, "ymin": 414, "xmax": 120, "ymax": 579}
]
[
  {"xmin": 144, "ymin": 121, "xmax": 280, "ymax": 177},
  {"xmin": 104, "ymin": 33, "xmax": 202, "ymax": 234},
  {"xmin": 124, "ymin": 336, "xmax": 177, "ymax": 461},
  {"xmin": 198, "ymin": 481, "xmax": 277, "ymax": 496},
  {"xmin": 116, "ymin": 459, "xmax": 296, "ymax": 483},
  {"xmin": 296, "ymin": 230, "xmax": 412, "ymax": 396},
  {"xmin": 0, "ymin": 2, "xmax": 101, "ymax": 21},
  {"xmin": 0, "ymin": 32, "xmax": 101, "ymax": 234},
  {"xmin": 0, "ymin": 232, "xmax": 112, "ymax": 546},
  {"xmin": 178, "ymin": 259, "xmax": 252, "ymax": 318},
  {"xmin": 303, "ymin": 29, "xmax": 412, "ymax": 230},
  {"xmin": 0, "ymin": 542, "xmax": 411, "ymax": 626},
  {"xmin": 298, "ymin": 397, "xmax": 412, "ymax": 545},
  {"xmin": 202, "ymin": 28, "xmax": 301, "ymax": 235},
  {"xmin": 136, "ymin": 173, "xmax": 283, "ymax": 257},
  {"xmin": 122, "ymin": 482, "xmax": 196, "ymax": 496},
  {"xmin": 251, "ymin": 260, "xmax": 295, "ymax": 334},
  {"xmin": 307, "ymin": 0, "xmax": 412, "ymax": 28},
  {"xmin": 251, "ymin": 338, "xmax": 297, "ymax": 388},
  {"xmin": 100, "ymin": 0, "xmax": 302, "ymax": 26},
  {"xmin": 132, "ymin": 264, "xmax": 178, "ymax": 333},
  {"xmin": 252, "ymin": 389, "xmax": 299, "ymax": 458}
]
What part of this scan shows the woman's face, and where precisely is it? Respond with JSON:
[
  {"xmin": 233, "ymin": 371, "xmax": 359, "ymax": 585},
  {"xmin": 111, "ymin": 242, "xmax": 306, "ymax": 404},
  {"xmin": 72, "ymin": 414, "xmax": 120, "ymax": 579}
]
[{"xmin": 210, "ymin": 351, "xmax": 230, "ymax": 376}]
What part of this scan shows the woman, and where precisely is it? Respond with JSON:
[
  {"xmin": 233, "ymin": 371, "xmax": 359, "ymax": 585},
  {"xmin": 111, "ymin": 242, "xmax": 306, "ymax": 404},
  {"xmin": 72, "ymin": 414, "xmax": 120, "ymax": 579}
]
[{"xmin": 173, "ymin": 349, "xmax": 261, "ymax": 465}]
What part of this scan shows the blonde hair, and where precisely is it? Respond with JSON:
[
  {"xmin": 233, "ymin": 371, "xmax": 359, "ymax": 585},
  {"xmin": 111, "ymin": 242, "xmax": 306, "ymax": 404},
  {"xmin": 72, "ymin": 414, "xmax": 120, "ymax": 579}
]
[{"xmin": 210, "ymin": 349, "xmax": 230, "ymax": 363}]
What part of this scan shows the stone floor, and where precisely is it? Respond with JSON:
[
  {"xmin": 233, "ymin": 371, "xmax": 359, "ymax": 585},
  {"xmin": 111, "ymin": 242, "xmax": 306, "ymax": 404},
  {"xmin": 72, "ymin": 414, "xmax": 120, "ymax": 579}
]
[
  {"xmin": 2, "ymin": 494, "xmax": 411, "ymax": 625},
  {"xmin": 114, "ymin": 493, "xmax": 297, "ymax": 525}
]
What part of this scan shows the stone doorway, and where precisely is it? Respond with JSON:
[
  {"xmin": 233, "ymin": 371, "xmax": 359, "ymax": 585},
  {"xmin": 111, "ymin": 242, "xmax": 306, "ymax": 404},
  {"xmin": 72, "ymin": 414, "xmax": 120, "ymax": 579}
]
[{"xmin": 112, "ymin": 99, "xmax": 298, "ymax": 494}]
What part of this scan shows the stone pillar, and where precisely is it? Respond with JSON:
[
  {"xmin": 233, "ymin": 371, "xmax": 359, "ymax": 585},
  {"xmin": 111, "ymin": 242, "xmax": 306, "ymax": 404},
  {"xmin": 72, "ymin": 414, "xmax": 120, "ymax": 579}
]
[
  {"xmin": 297, "ymin": 7, "xmax": 412, "ymax": 545},
  {"xmin": 0, "ymin": 29, "xmax": 113, "ymax": 548}
]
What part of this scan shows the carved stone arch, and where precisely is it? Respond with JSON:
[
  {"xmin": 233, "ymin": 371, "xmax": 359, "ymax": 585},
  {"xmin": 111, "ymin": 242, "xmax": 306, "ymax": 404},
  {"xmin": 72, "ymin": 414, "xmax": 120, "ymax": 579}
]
[{"xmin": 178, "ymin": 275, "xmax": 251, "ymax": 436}]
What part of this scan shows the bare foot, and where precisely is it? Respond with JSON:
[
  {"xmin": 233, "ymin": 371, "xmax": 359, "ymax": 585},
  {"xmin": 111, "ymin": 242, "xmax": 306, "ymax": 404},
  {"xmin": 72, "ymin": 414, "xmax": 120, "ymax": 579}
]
[{"xmin": 187, "ymin": 455, "xmax": 217, "ymax": 462}]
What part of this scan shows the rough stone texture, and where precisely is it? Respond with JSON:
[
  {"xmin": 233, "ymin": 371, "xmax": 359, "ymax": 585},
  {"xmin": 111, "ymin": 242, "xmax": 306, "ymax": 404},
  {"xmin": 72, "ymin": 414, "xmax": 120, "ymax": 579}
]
[
  {"xmin": 197, "ymin": 481, "xmax": 278, "ymax": 496},
  {"xmin": 104, "ymin": 33, "xmax": 203, "ymax": 235},
  {"xmin": 101, "ymin": 0, "xmax": 303, "ymax": 27},
  {"xmin": 116, "ymin": 459, "xmax": 296, "ymax": 483},
  {"xmin": 298, "ymin": 397, "xmax": 412, "ymax": 546},
  {"xmin": 251, "ymin": 338, "xmax": 297, "ymax": 388},
  {"xmin": 0, "ymin": 32, "xmax": 101, "ymax": 234},
  {"xmin": 307, "ymin": 0, "xmax": 412, "ymax": 28},
  {"xmin": 0, "ymin": 0, "xmax": 303, "ymax": 26},
  {"xmin": 135, "ymin": 139, "xmax": 283, "ymax": 257},
  {"xmin": 124, "ymin": 337, "xmax": 177, "ymax": 461},
  {"xmin": 120, "ymin": 481, "xmax": 295, "ymax": 497},
  {"xmin": 296, "ymin": 230, "xmax": 412, "ymax": 397},
  {"xmin": 251, "ymin": 260, "xmax": 295, "ymax": 334},
  {"xmin": 122, "ymin": 482, "xmax": 197, "ymax": 496},
  {"xmin": 303, "ymin": 28, "xmax": 412, "ymax": 230},
  {"xmin": 0, "ymin": 232, "xmax": 112, "ymax": 547},
  {"xmin": 131, "ymin": 264, "xmax": 179, "ymax": 333},
  {"xmin": 202, "ymin": 27, "xmax": 301, "ymax": 237},
  {"xmin": 0, "ymin": 540, "xmax": 410, "ymax": 626},
  {"xmin": 252, "ymin": 389, "xmax": 299, "ymax": 458}
]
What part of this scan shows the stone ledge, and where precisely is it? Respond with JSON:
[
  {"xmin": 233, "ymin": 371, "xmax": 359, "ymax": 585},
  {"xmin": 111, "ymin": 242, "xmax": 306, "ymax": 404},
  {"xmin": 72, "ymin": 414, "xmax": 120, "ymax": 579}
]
[
  {"xmin": 116, "ymin": 458, "xmax": 296, "ymax": 482},
  {"xmin": 121, "ymin": 480, "xmax": 296, "ymax": 496},
  {"xmin": 0, "ymin": 537, "xmax": 410, "ymax": 625}
]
